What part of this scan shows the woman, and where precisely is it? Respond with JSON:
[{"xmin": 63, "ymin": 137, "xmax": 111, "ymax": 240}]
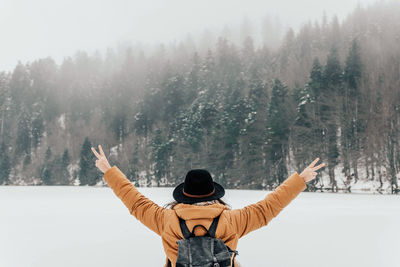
[{"xmin": 91, "ymin": 145, "xmax": 325, "ymax": 267}]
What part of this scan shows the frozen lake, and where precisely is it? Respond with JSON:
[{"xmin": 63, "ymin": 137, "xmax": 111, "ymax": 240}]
[{"xmin": 1, "ymin": 186, "xmax": 399, "ymax": 267}]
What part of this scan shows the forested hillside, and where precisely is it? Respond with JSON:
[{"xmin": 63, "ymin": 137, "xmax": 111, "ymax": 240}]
[{"xmin": 0, "ymin": 1, "xmax": 399, "ymax": 193}]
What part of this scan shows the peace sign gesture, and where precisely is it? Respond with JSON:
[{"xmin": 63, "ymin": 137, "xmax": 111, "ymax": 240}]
[
  {"xmin": 91, "ymin": 145, "xmax": 112, "ymax": 173},
  {"xmin": 299, "ymin": 157, "xmax": 325, "ymax": 183}
]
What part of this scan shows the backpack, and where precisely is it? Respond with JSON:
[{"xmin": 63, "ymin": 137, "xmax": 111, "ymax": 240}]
[{"xmin": 168, "ymin": 215, "xmax": 239, "ymax": 267}]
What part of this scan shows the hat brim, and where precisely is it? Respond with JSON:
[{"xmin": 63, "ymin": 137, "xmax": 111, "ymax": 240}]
[{"xmin": 173, "ymin": 182, "xmax": 225, "ymax": 204}]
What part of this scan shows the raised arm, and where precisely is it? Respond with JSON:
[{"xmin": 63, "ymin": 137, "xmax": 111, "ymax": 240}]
[
  {"xmin": 91, "ymin": 145, "xmax": 167, "ymax": 236},
  {"xmin": 228, "ymin": 157, "xmax": 325, "ymax": 238}
]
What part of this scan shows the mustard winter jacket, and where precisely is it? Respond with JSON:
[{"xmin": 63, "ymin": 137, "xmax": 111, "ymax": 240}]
[{"xmin": 103, "ymin": 166, "xmax": 307, "ymax": 267}]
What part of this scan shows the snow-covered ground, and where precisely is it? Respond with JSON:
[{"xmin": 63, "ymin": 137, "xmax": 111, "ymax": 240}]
[{"xmin": 0, "ymin": 186, "xmax": 399, "ymax": 267}]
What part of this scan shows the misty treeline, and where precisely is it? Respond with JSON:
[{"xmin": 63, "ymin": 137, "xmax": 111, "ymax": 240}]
[{"xmin": 0, "ymin": 1, "xmax": 399, "ymax": 193}]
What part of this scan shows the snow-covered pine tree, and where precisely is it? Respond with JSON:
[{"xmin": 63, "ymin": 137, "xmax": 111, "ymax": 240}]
[
  {"xmin": 321, "ymin": 47, "xmax": 342, "ymax": 191},
  {"xmin": 265, "ymin": 79, "xmax": 290, "ymax": 186},
  {"xmin": 0, "ymin": 142, "xmax": 11, "ymax": 185},
  {"xmin": 79, "ymin": 137, "xmax": 98, "ymax": 186}
]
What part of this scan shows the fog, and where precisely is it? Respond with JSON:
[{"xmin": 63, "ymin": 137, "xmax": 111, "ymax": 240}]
[{"xmin": 1, "ymin": 0, "xmax": 377, "ymax": 71}]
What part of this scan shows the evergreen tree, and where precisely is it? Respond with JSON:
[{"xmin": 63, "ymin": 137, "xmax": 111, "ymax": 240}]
[
  {"xmin": 199, "ymin": 49, "xmax": 217, "ymax": 97},
  {"xmin": 31, "ymin": 112, "xmax": 44, "ymax": 150},
  {"xmin": 15, "ymin": 108, "xmax": 31, "ymax": 160},
  {"xmin": 0, "ymin": 72, "xmax": 12, "ymax": 144},
  {"xmin": 41, "ymin": 166, "xmax": 51, "ymax": 185},
  {"xmin": 240, "ymin": 36, "xmax": 256, "ymax": 72},
  {"xmin": 321, "ymin": 47, "xmax": 342, "ymax": 191},
  {"xmin": 59, "ymin": 149, "xmax": 71, "ymax": 184},
  {"xmin": 151, "ymin": 129, "xmax": 173, "ymax": 186},
  {"xmin": 41, "ymin": 146, "xmax": 53, "ymax": 185},
  {"xmin": 62, "ymin": 148, "xmax": 70, "ymax": 167},
  {"xmin": 341, "ymin": 39, "xmax": 364, "ymax": 182},
  {"xmin": 45, "ymin": 146, "xmax": 52, "ymax": 161},
  {"xmin": 107, "ymin": 68, "xmax": 131, "ymax": 144},
  {"xmin": 128, "ymin": 141, "xmax": 140, "ymax": 183},
  {"xmin": 185, "ymin": 52, "xmax": 201, "ymax": 103},
  {"xmin": 79, "ymin": 137, "xmax": 99, "ymax": 185},
  {"xmin": 133, "ymin": 101, "xmax": 154, "ymax": 139},
  {"xmin": 0, "ymin": 142, "xmax": 11, "ymax": 184},
  {"xmin": 291, "ymin": 85, "xmax": 314, "ymax": 174},
  {"xmin": 344, "ymin": 40, "xmax": 362, "ymax": 97},
  {"xmin": 49, "ymin": 152, "xmax": 70, "ymax": 185},
  {"xmin": 110, "ymin": 105, "xmax": 128, "ymax": 144},
  {"xmin": 162, "ymin": 74, "xmax": 185, "ymax": 122},
  {"xmin": 265, "ymin": 79, "xmax": 290, "ymax": 185},
  {"xmin": 309, "ymin": 58, "xmax": 324, "ymax": 99},
  {"xmin": 278, "ymin": 28, "xmax": 295, "ymax": 74},
  {"xmin": 212, "ymin": 84, "xmax": 247, "ymax": 188},
  {"xmin": 215, "ymin": 37, "xmax": 242, "ymax": 87},
  {"xmin": 292, "ymin": 58, "xmax": 325, "ymax": 190},
  {"xmin": 9, "ymin": 62, "xmax": 31, "ymax": 114},
  {"xmin": 23, "ymin": 153, "xmax": 31, "ymax": 169},
  {"xmin": 239, "ymin": 67, "xmax": 268, "ymax": 187},
  {"xmin": 29, "ymin": 57, "xmax": 59, "ymax": 121}
]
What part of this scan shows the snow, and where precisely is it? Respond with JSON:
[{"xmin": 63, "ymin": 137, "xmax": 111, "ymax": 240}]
[
  {"xmin": 298, "ymin": 98, "xmax": 308, "ymax": 106},
  {"xmin": 109, "ymin": 145, "xmax": 120, "ymax": 157},
  {"xmin": 58, "ymin": 113, "xmax": 66, "ymax": 130},
  {"xmin": 0, "ymin": 186, "xmax": 399, "ymax": 267},
  {"xmin": 68, "ymin": 164, "xmax": 80, "ymax": 186}
]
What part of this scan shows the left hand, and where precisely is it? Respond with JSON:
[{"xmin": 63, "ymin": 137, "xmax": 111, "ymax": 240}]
[
  {"xmin": 91, "ymin": 145, "xmax": 112, "ymax": 173},
  {"xmin": 299, "ymin": 157, "xmax": 325, "ymax": 183}
]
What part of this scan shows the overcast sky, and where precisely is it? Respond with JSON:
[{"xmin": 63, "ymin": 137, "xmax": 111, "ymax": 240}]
[{"xmin": 0, "ymin": 0, "xmax": 378, "ymax": 72}]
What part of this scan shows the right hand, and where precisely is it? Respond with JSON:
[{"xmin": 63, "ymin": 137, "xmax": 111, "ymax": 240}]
[
  {"xmin": 91, "ymin": 145, "xmax": 112, "ymax": 173},
  {"xmin": 299, "ymin": 157, "xmax": 325, "ymax": 183}
]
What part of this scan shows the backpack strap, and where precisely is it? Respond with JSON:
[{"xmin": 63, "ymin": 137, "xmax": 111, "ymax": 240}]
[
  {"xmin": 178, "ymin": 215, "xmax": 221, "ymax": 239},
  {"xmin": 207, "ymin": 215, "xmax": 220, "ymax": 238},
  {"xmin": 191, "ymin": 224, "xmax": 210, "ymax": 237},
  {"xmin": 178, "ymin": 217, "xmax": 192, "ymax": 239}
]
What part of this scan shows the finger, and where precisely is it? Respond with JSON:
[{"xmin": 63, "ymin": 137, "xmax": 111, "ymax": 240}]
[
  {"xmin": 98, "ymin": 145, "xmax": 105, "ymax": 157},
  {"xmin": 308, "ymin": 157, "xmax": 320, "ymax": 168},
  {"xmin": 91, "ymin": 147, "xmax": 101, "ymax": 159},
  {"xmin": 312, "ymin": 163, "xmax": 326, "ymax": 171}
]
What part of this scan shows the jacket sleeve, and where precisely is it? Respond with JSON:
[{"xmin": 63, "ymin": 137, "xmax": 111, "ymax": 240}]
[
  {"xmin": 228, "ymin": 172, "xmax": 307, "ymax": 238},
  {"xmin": 103, "ymin": 165, "xmax": 166, "ymax": 236}
]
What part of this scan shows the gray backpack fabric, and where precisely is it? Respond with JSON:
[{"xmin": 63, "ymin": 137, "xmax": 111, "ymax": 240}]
[{"xmin": 170, "ymin": 215, "xmax": 238, "ymax": 267}]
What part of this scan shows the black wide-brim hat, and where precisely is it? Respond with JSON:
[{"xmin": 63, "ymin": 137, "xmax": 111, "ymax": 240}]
[{"xmin": 173, "ymin": 169, "xmax": 225, "ymax": 204}]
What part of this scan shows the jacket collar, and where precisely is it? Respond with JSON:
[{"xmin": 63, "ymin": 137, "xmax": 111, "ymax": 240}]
[{"xmin": 173, "ymin": 203, "xmax": 230, "ymax": 220}]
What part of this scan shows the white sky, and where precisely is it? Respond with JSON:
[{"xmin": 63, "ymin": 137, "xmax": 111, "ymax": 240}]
[{"xmin": 0, "ymin": 0, "xmax": 377, "ymax": 72}]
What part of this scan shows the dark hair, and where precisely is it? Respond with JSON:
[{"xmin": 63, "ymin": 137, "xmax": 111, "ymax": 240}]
[{"xmin": 163, "ymin": 198, "xmax": 231, "ymax": 209}]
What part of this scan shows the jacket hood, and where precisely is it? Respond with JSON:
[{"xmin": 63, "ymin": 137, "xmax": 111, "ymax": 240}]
[{"xmin": 173, "ymin": 203, "xmax": 230, "ymax": 220}]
